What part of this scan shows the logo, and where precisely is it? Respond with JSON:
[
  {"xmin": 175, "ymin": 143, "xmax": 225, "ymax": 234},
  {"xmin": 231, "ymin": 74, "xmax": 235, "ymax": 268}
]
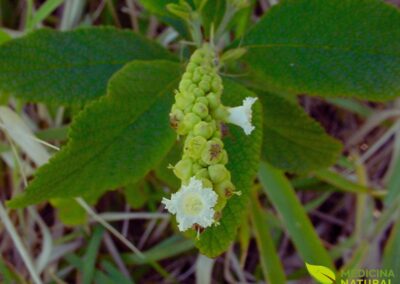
[{"xmin": 306, "ymin": 263, "xmax": 396, "ymax": 284}]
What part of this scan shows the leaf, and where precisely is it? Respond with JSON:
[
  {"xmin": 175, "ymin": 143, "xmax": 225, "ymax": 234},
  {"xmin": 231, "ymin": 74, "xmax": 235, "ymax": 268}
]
[
  {"xmin": 50, "ymin": 198, "xmax": 87, "ymax": 226},
  {"xmin": 261, "ymin": 93, "xmax": 342, "ymax": 172},
  {"xmin": 305, "ymin": 263, "xmax": 336, "ymax": 284},
  {"xmin": 0, "ymin": 29, "xmax": 11, "ymax": 45},
  {"xmin": 250, "ymin": 192, "xmax": 286, "ymax": 284},
  {"xmin": 138, "ymin": 0, "xmax": 189, "ymax": 37},
  {"xmin": 155, "ymin": 141, "xmax": 181, "ymax": 189},
  {"xmin": 242, "ymin": 0, "xmax": 400, "ymax": 101},
  {"xmin": 124, "ymin": 180, "xmax": 150, "ymax": 209},
  {"xmin": 0, "ymin": 27, "xmax": 175, "ymax": 104},
  {"xmin": 259, "ymin": 162, "xmax": 334, "ymax": 269},
  {"xmin": 195, "ymin": 79, "xmax": 263, "ymax": 257},
  {"xmin": 7, "ymin": 61, "xmax": 181, "ymax": 208}
]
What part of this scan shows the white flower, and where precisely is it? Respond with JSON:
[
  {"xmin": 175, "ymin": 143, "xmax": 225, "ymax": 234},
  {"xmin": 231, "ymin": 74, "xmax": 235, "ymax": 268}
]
[
  {"xmin": 162, "ymin": 177, "xmax": 218, "ymax": 232},
  {"xmin": 226, "ymin": 97, "xmax": 257, "ymax": 135}
]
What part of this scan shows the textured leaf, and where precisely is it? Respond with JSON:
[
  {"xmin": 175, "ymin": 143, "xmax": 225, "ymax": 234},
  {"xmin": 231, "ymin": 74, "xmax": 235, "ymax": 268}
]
[
  {"xmin": 7, "ymin": 61, "xmax": 181, "ymax": 208},
  {"xmin": 195, "ymin": 80, "xmax": 262, "ymax": 257},
  {"xmin": 261, "ymin": 94, "xmax": 342, "ymax": 172},
  {"xmin": 0, "ymin": 27, "xmax": 175, "ymax": 104},
  {"xmin": 242, "ymin": 0, "xmax": 400, "ymax": 101}
]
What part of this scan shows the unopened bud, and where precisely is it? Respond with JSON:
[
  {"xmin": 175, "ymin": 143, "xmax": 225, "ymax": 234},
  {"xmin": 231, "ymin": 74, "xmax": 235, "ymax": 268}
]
[
  {"xmin": 193, "ymin": 121, "xmax": 214, "ymax": 139},
  {"xmin": 173, "ymin": 158, "xmax": 193, "ymax": 181},
  {"xmin": 208, "ymin": 164, "xmax": 230, "ymax": 184},
  {"xmin": 185, "ymin": 135, "xmax": 207, "ymax": 159},
  {"xmin": 215, "ymin": 180, "xmax": 236, "ymax": 197},
  {"xmin": 201, "ymin": 138, "xmax": 224, "ymax": 165},
  {"xmin": 192, "ymin": 102, "xmax": 209, "ymax": 118}
]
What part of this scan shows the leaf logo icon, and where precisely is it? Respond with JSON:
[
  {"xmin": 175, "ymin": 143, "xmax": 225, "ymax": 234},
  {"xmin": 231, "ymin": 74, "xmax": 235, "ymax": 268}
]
[{"xmin": 306, "ymin": 263, "xmax": 336, "ymax": 284}]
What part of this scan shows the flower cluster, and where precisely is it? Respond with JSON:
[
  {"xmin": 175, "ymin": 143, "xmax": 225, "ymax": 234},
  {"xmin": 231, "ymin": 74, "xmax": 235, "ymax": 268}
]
[{"xmin": 163, "ymin": 44, "xmax": 257, "ymax": 233}]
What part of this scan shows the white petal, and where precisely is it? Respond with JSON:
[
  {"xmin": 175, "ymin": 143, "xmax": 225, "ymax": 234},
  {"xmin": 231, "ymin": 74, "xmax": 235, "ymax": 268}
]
[
  {"xmin": 226, "ymin": 97, "xmax": 257, "ymax": 135},
  {"xmin": 162, "ymin": 177, "xmax": 218, "ymax": 232}
]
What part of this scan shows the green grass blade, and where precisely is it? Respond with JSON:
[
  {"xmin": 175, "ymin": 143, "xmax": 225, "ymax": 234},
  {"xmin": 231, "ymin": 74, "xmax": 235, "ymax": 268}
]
[
  {"xmin": 314, "ymin": 169, "xmax": 381, "ymax": 196},
  {"xmin": 259, "ymin": 162, "xmax": 334, "ymax": 269},
  {"xmin": 83, "ymin": 226, "xmax": 104, "ymax": 284},
  {"xmin": 27, "ymin": 0, "xmax": 64, "ymax": 30},
  {"xmin": 383, "ymin": 155, "xmax": 400, "ymax": 269},
  {"xmin": 250, "ymin": 192, "xmax": 286, "ymax": 283}
]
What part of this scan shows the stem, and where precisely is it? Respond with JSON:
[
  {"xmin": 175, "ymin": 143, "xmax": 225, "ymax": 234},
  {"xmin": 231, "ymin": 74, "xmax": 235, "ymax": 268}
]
[
  {"xmin": 189, "ymin": 14, "xmax": 203, "ymax": 47},
  {"xmin": 215, "ymin": 4, "xmax": 237, "ymax": 45}
]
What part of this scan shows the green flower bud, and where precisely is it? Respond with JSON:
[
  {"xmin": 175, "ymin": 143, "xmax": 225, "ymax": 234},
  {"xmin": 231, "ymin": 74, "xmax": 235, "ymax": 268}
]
[
  {"xmin": 215, "ymin": 180, "xmax": 236, "ymax": 197},
  {"xmin": 193, "ymin": 121, "xmax": 214, "ymax": 139},
  {"xmin": 175, "ymin": 91, "xmax": 193, "ymax": 109},
  {"xmin": 211, "ymin": 77, "xmax": 222, "ymax": 93},
  {"xmin": 213, "ymin": 127, "xmax": 222, "ymax": 139},
  {"xmin": 212, "ymin": 105, "xmax": 229, "ymax": 120},
  {"xmin": 196, "ymin": 97, "xmax": 208, "ymax": 106},
  {"xmin": 184, "ymin": 103, "xmax": 194, "ymax": 114},
  {"xmin": 169, "ymin": 108, "xmax": 184, "ymax": 129},
  {"xmin": 192, "ymin": 102, "xmax": 209, "ymax": 118},
  {"xmin": 195, "ymin": 168, "xmax": 209, "ymax": 179},
  {"xmin": 183, "ymin": 113, "xmax": 201, "ymax": 129},
  {"xmin": 185, "ymin": 135, "xmax": 207, "ymax": 159},
  {"xmin": 202, "ymin": 75, "xmax": 211, "ymax": 82},
  {"xmin": 207, "ymin": 92, "xmax": 220, "ymax": 109},
  {"xmin": 220, "ymin": 149, "xmax": 228, "ymax": 165},
  {"xmin": 192, "ymin": 71, "xmax": 201, "ymax": 83},
  {"xmin": 192, "ymin": 162, "xmax": 203, "ymax": 173},
  {"xmin": 208, "ymin": 164, "xmax": 229, "ymax": 184},
  {"xmin": 176, "ymin": 113, "xmax": 201, "ymax": 135},
  {"xmin": 201, "ymin": 178, "xmax": 213, "ymax": 188},
  {"xmin": 173, "ymin": 158, "xmax": 193, "ymax": 181},
  {"xmin": 214, "ymin": 196, "xmax": 227, "ymax": 213},
  {"xmin": 186, "ymin": 62, "xmax": 197, "ymax": 72},
  {"xmin": 199, "ymin": 80, "xmax": 211, "ymax": 93},
  {"xmin": 201, "ymin": 139, "xmax": 223, "ymax": 165},
  {"xmin": 179, "ymin": 79, "xmax": 191, "ymax": 91},
  {"xmin": 194, "ymin": 88, "xmax": 205, "ymax": 97}
]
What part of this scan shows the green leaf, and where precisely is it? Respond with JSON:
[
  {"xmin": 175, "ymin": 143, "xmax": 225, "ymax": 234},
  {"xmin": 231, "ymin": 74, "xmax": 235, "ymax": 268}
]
[
  {"xmin": 124, "ymin": 180, "xmax": 150, "ymax": 209},
  {"xmin": 0, "ymin": 29, "xmax": 11, "ymax": 45},
  {"xmin": 305, "ymin": 263, "xmax": 336, "ymax": 284},
  {"xmin": 259, "ymin": 161, "xmax": 334, "ymax": 269},
  {"xmin": 51, "ymin": 198, "xmax": 87, "ymax": 226},
  {"xmin": 261, "ymin": 93, "xmax": 342, "ymax": 172},
  {"xmin": 242, "ymin": 0, "xmax": 400, "ymax": 101},
  {"xmin": 138, "ymin": 0, "xmax": 189, "ymax": 37},
  {"xmin": 155, "ymin": 141, "xmax": 181, "ymax": 189},
  {"xmin": 0, "ymin": 27, "xmax": 175, "ymax": 104},
  {"xmin": 195, "ymin": 80, "xmax": 263, "ymax": 257},
  {"xmin": 7, "ymin": 61, "xmax": 181, "ymax": 208},
  {"xmin": 250, "ymin": 192, "xmax": 286, "ymax": 284}
]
